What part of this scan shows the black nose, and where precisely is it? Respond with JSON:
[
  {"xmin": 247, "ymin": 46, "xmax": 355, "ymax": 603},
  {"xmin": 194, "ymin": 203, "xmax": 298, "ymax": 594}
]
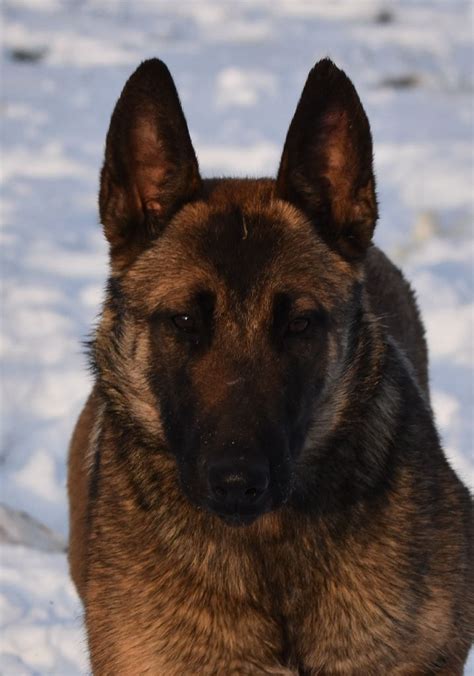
[{"xmin": 208, "ymin": 459, "xmax": 270, "ymax": 512}]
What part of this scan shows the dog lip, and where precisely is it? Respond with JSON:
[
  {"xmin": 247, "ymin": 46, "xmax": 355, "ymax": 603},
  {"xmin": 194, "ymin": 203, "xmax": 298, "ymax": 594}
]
[
  {"xmin": 205, "ymin": 499, "xmax": 270, "ymax": 526},
  {"xmin": 217, "ymin": 512, "xmax": 260, "ymax": 527}
]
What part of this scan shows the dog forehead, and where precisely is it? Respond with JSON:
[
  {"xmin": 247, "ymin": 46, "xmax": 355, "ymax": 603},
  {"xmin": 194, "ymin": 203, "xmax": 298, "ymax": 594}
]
[
  {"xmin": 126, "ymin": 190, "xmax": 355, "ymax": 312},
  {"xmin": 165, "ymin": 194, "xmax": 323, "ymax": 274}
]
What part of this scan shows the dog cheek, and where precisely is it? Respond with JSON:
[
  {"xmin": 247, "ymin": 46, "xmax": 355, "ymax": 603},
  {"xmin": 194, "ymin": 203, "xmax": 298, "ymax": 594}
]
[{"xmin": 282, "ymin": 346, "xmax": 329, "ymax": 448}]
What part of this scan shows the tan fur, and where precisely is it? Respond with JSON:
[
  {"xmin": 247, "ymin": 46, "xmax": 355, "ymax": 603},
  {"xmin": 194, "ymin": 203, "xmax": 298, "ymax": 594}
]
[
  {"xmin": 69, "ymin": 184, "xmax": 473, "ymax": 673},
  {"xmin": 71, "ymin": 397, "xmax": 471, "ymax": 674},
  {"xmin": 69, "ymin": 187, "xmax": 473, "ymax": 673},
  {"xmin": 68, "ymin": 387, "xmax": 100, "ymax": 597},
  {"xmin": 68, "ymin": 59, "xmax": 473, "ymax": 674}
]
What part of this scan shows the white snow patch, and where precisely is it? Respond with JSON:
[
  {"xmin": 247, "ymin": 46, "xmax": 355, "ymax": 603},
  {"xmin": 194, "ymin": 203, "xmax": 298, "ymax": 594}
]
[
  {"xmin": 198, "ymin": 140, "xmax": 280, "ymax": 175},
  {"xmin": 216, "ymin": 67, "xmax": 277, "ymax": 108},
  {"xmin": 1, "ymin": 144, "xmax": 89, "ymax": 181},
  {"xmin": 0, "ymin": 545, "xmax": 87, "ymax": 675},
  {"xmin": 424, "ymin": 304, "xmax": 473, "ymax": 364},
  {"xmin": 14, "ymin": 450, "xmax": 65, "ymax": 504}
]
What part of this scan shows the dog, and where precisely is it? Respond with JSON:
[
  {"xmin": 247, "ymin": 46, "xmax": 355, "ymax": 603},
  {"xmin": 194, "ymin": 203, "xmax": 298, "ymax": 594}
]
[{"xmin": 68, "ymin": 58, "xmax": 473, "ymax": 674}]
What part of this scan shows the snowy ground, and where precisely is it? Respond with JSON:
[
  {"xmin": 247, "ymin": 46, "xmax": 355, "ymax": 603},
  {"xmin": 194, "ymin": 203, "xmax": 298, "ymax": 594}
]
[{"xmin": 1, "ymin": 0, "xmax": 473, "ymax": 673}]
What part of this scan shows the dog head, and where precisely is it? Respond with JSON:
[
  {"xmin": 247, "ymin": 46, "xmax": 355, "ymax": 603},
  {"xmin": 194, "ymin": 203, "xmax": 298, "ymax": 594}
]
[{"xmin": 94, "ymin": 59, "xmax": 378, "ymax": 525}]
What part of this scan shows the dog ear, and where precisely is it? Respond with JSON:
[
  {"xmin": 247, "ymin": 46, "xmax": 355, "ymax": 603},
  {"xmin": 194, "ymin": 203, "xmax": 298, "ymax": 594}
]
[
  {"xmin": 277, "ymin": 59, "xmax": 378, "ymax": 259},
  {"xmin": 99, "ymin": 59, "xmax": 201, "ymax": 264}
]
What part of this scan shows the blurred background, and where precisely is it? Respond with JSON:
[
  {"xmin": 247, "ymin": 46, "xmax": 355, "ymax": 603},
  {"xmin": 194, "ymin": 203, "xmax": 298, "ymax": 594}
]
[{"xmin": 1, "ymin": 0, "xmax": 473, "ymax": 673}]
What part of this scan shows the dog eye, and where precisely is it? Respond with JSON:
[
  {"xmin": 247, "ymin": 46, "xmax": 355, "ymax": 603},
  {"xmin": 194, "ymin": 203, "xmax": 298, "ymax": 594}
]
[
  {"xmin": 287, "ymin": 317, "xmax": 310, "ymax": 335},
  {"xmin": 172, "ymin": 314, "xmax": 197, "ymax": 333}
]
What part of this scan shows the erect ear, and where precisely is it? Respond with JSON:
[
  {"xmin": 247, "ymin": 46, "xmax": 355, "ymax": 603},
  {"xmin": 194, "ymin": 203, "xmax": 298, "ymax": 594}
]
[
  {"xmin": 99, "ymin": 59, "xmax": 201, "ymax": 265},
  {"xmin": 277, "ymin": 59, "xmax": 378, "ymax": 260}
]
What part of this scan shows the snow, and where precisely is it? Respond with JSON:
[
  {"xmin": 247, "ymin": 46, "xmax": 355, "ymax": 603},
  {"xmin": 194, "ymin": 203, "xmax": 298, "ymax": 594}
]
[
  {"xmin": 1, "ymin": 545, "xmax": 88, "ymax": 674},
  {"xmin": 1, "ymin": 0, "xmax": 472, "ymax": 673}
]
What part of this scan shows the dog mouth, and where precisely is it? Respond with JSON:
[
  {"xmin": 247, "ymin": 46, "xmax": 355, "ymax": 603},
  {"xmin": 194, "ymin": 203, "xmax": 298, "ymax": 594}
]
[
  {"xmin": 218, "ymin": 512, "xmax": 261, "ymax": 527},
  {"xmin": 205, "ymin": 497, "xmax": 274, "ymax": 527}
]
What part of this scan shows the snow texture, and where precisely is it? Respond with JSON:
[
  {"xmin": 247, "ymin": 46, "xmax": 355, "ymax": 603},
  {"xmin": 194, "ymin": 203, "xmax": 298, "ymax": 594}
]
[{"xmin": 1, "ymin": 0, "xmax": 473, "ymax": 673}]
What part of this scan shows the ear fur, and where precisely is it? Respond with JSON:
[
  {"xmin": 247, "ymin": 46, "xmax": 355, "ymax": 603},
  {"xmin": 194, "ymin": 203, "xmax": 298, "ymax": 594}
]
[
  {"xmin": 99, "ymin": 59, "xmax": 201, "ymax": 265},
  {"xmin": 277, "ymin": 59, "xmax": 378, "ymax": 259}
]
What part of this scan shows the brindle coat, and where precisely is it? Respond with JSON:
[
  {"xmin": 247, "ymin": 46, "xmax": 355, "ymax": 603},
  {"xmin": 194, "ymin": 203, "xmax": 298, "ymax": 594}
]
[{"xmin": 68, "ymin": 59, "xmax": 473, "ymax": 674}]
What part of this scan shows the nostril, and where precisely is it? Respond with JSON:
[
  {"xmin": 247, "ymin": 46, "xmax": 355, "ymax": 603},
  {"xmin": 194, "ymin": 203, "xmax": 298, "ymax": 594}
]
[
  {"xmin": 213, "ymin": 485, "xmax": 227, "ymax": 499},
  {"xmin": 245, "ymin": 487, "xmax": 258, "ymax": 498}
]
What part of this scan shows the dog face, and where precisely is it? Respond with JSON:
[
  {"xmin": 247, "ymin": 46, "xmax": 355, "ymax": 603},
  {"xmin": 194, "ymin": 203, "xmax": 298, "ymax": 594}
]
[
  {"xmin": 94, "ymin": 59, "xmax": 377, "ymax": 525},
  {"xmin": 119, "ymin": 191, "xmax": 360, "ymax": 524}
]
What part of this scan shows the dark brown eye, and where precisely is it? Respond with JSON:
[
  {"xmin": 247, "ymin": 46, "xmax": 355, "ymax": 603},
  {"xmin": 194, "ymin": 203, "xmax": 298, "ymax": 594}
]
[
  {"xmin": 172, "ymin": 314, "xmax": 197, "ymax": 333},
  {"xmin": 288, "ymin": 317, "xmax": 310, "ymax": 335}
]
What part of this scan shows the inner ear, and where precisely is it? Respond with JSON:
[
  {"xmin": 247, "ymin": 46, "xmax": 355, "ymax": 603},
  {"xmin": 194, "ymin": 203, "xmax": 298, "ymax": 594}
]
[
  {"xmin": 277, "ymin": 59, "xmax": 378, "ymax": 260},
  {"xmin": 100, "ymin": 59, "xmax": 201, "ymax": 266},
  {"xmin": 131, "ymin": 118, "xmax": 169, "ymax": 216}
]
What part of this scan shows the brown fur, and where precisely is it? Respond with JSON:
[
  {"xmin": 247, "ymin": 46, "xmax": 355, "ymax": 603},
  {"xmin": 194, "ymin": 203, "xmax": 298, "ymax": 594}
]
[{"xmin": 68, "ymin": 59, "xmax": 473, "ymax": 674}]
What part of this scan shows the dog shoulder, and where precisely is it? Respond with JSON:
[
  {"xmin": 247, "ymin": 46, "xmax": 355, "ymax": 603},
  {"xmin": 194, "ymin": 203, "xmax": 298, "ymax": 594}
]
[{"xmin": 68, "ymin": 386, "xmax": 103, "ymax": 598}]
